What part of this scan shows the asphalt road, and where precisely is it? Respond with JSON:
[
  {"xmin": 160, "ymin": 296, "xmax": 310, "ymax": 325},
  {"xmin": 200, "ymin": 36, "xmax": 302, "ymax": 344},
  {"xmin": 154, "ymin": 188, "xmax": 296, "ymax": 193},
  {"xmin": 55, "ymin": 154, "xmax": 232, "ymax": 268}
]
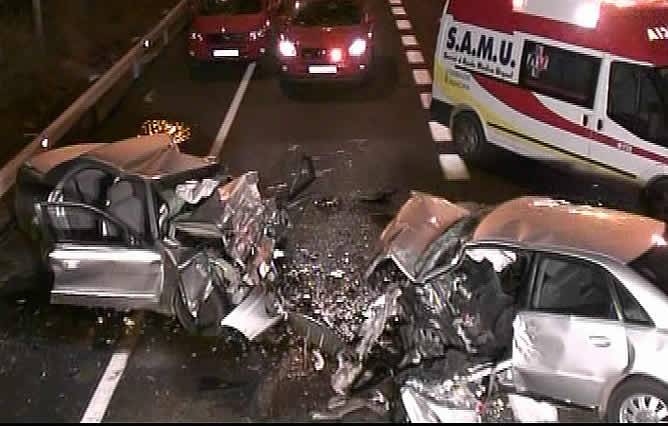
[{"xmin": 0, "ymin": 0, "xmax": 632, "ymax": 422}]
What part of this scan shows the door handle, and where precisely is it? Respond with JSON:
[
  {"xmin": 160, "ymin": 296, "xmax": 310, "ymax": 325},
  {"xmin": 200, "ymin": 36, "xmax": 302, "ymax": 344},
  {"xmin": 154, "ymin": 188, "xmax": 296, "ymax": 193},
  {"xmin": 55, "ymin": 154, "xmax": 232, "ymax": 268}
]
[
  {"xmin": 597, "ymin": 119, "xmax": 603, "ymax": 131},
  {"xmin": 582, "ymin": 114, "xmax": 589, "ymax": 127},
  {"xmin": 589, "ymin": 335, "xmax": 611, "ymax": 348}
]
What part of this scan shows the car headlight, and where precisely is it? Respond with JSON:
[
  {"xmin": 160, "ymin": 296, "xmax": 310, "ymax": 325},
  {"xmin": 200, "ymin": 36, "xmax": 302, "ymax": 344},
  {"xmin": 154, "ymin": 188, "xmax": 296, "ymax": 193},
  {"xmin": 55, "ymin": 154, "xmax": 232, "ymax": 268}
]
[
  {"xmin": 189, "ymin": 31, "xmax": 203, "ymax": 42},
  {"xmin": 348, "ymin": 38, "xmax": 366, "ymax": 56},
  {"xmin": 279, "ymin": 40, "xmax": 297, "ymax": 57}
]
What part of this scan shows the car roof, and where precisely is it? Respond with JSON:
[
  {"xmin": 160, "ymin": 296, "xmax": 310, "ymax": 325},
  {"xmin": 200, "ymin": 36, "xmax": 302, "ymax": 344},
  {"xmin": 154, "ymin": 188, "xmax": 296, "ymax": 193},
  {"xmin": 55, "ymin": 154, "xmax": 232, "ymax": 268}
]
[
  {"xmin": 27, "ymin": 134, "xmax": 214, "ymax": 180},
  {"xmin": 471, "ymin": 196, "xmax": 666, "ymax": 263}
]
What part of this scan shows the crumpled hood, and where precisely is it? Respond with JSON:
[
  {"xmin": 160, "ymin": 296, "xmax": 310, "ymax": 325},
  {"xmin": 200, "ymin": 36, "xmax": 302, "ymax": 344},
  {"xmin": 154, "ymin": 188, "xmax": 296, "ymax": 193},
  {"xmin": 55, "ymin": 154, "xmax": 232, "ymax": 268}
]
[
  {"xmin": 193, "ymin": 13, "xmax": 266, "ymax": 34},
  {"xmin": 286, "ymin": 25, "xmax": 365, "ymax": 48},
  {"xmin": 366, "ymin": 192, "xmax": 475, "ymax": 282}
]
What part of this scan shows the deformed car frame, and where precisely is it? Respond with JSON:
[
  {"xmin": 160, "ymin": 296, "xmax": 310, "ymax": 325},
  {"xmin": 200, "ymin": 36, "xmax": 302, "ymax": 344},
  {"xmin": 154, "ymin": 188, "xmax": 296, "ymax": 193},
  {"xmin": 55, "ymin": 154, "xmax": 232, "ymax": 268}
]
[
  {"xmin": 333, "ymin": 192, "xmax": 668, "ymax": 423},
  {"xmin": 14, "ymin": 133, "xmax": 315, "ymax": 339}
]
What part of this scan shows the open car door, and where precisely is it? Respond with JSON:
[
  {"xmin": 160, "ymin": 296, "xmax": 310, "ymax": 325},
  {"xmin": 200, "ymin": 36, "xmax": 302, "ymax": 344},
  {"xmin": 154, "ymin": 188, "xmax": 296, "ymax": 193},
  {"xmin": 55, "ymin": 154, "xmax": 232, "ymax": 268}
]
[{"xmin": 38, "ymin": 201, "xmax": 164, "ymax": 311}]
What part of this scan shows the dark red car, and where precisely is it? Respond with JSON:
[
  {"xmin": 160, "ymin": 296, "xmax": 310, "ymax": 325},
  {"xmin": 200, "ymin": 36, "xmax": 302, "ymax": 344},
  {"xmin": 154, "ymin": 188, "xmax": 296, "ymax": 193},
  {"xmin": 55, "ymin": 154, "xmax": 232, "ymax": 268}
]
[
  {"xmin": 277, "ymin": 0, "xmax": 374, "ymax": 86},
  {"xmin": 187, "ymin": 0, "xmax": 282, "ymax": 65}
]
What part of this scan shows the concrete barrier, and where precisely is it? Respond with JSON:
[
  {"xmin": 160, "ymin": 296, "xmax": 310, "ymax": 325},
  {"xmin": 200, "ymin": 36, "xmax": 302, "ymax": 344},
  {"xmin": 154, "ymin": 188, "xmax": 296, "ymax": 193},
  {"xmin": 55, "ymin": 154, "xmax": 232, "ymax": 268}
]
[{"xmin": 0, "ymin": 0, "xmax": 192, "ymax": 199}]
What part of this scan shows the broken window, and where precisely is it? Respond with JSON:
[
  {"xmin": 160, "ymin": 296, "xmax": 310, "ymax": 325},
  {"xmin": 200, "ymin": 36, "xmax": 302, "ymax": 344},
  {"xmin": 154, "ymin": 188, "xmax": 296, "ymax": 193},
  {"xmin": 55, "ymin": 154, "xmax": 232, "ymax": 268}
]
[{"xmin": 532, "ymin": 255, "xmax": 617, "ymax": 320}]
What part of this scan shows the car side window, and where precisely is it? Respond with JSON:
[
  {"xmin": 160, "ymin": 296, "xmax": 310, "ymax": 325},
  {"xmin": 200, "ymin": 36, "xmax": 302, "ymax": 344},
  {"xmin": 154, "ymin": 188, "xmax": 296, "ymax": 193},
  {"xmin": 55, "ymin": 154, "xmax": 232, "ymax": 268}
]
[
  {"xmin": 614, "ymin": 280, "xmax": 653, "ymax": 327},
  {"xmin": 519, "ymin": 40, "xmax": 600, "ymax": 108},
  {"xmin": 532, "ymin": 255, "xmax": 617, "ymax": 320},
  {"xmin": 608, "ymin": 61, "xmax": 668, "ymax": 146},
  {"xmin": 44, "ymin": 204, "xmax": 125, "ymax": 245}
]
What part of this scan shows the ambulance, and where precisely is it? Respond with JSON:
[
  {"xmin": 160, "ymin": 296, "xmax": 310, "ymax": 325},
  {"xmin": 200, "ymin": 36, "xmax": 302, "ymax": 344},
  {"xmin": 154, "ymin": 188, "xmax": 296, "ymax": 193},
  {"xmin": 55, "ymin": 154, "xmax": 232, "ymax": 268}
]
[{"xmin": 431, "ymin": 0, "xmax": 668, "ymax": 220}]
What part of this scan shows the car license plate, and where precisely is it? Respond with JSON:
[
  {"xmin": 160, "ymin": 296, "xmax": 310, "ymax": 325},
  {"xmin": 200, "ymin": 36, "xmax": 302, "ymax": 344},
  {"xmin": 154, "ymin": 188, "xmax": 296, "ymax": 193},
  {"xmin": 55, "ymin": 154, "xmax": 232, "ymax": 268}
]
[
  {"xmin": 308, "ymin": 65, "xmax": 337, "ymax": 74},
  {"xmin": 213, "ymin": 49, "xmax": 239, "ymax": 57}
]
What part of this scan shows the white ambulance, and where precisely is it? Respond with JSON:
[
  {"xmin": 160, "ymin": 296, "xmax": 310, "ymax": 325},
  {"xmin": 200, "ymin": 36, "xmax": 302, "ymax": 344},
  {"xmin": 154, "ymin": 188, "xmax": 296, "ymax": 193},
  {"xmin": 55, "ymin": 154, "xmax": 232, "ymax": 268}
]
[{"xmin": 431, "ymin": 0, "xmax": 668, "ymax": 220}]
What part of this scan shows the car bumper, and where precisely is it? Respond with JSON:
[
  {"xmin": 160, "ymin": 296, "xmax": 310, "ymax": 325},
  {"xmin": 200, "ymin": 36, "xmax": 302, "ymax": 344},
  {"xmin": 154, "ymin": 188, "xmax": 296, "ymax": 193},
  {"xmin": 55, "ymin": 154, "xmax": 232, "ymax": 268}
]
[
  {"xmin": 188, "ymin": 40, "xmax": 269, "ymax": 61},
  {"xmin": 279, "ymin": 59, "xmax": 370, "ymax": 82}
]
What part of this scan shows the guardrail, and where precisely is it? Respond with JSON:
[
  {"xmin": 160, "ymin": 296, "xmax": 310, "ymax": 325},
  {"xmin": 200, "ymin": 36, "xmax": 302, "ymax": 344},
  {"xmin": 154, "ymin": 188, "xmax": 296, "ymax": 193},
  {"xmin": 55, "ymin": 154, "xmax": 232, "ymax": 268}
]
[{"xmin": 0, "ymin": 0, "xmax": 192, "ymax": 199}]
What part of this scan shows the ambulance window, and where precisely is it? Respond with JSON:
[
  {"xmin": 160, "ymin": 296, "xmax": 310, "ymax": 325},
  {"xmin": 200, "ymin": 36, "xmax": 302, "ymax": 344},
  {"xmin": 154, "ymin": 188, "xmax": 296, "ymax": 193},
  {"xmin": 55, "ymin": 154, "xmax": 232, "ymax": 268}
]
[
  {"xmin": 519, "ymin": 41, "xmax": 600, "ymax": 108},
  {"xmin": 608, "ymin": 62, "xmax": 668, "ymax": 146}
]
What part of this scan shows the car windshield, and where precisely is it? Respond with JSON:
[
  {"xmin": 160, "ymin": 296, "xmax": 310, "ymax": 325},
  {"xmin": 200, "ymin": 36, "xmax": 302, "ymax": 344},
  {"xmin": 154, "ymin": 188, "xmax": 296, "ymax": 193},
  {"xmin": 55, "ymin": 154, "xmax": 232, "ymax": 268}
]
[
  {"xmin": 294, "ymin": 0, "xmax": 362, "ymax": 26},
  {"xmin": 200, "ymin": 0, "xmax": 262, "ymax": 15},
  {"xmin": 629, "ymin": 244, "xmax": 668, "ymax": 297}
]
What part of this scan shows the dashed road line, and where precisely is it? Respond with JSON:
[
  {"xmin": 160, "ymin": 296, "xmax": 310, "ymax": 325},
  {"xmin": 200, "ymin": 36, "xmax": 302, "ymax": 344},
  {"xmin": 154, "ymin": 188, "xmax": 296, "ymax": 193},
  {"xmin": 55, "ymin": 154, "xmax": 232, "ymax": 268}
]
[
  {"xmin": 439, "ymin": 154, "xmax": 471, "ymax": 181},
  {"xmin": 412, "ymin": 69, "xmax": 432, "ymax": 85},
  {"xmin": 391, "ymin": 6, "xmax": 407, "ymax": 16},
  {"xmin": 405, "ymin": 50, "xmax": 424, "ymax": 64},
  {"xmin": 429, "ymin": 121, "xmax": 452, "ymax": 142},
  {"xmin": 401, "ymin": 35, "xmax": 418, "ymax": 46},
  {"xmin": 387, "ymin": 0, "xmax": 470, "ymax": 180},
  {"xmin": 395, "ymin": 19, "xmax": 412, "ymax": 30},
  {"xmin": 419, "ymin": 93, "xmax": 432, "ymax": 109}
]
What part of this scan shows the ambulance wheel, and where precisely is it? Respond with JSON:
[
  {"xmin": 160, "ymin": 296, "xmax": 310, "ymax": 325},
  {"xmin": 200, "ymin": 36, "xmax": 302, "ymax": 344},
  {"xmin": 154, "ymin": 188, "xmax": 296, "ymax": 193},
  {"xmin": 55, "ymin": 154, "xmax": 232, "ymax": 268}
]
[
  {"xmin": 452, "ymin": 112, "xmax": 490, "ymax": 165},
  {"xmin": 646, "ymin": 179, "xmax": 668, "ymax": 223},
  {"xmin": 174, "ymin": 287, "xmax": 228, "ymax": 337}
]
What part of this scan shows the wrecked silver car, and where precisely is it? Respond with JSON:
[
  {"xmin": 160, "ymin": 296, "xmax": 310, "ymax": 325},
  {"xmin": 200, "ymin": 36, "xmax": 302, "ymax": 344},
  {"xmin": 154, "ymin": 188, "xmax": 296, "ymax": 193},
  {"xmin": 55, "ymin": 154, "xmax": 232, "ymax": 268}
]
[
  {"xmin": 13, "ymin": 133, "xmax": 314, "ymax": 339},
  {"xmin": 327, "ymin": 193, "xmax": 668, "ymax": 423}
]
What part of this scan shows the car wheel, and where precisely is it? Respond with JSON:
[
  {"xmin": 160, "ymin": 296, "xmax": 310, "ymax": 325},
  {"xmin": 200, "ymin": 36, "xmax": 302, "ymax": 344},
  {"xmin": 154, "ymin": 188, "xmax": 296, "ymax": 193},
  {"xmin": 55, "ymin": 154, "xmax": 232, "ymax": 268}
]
[
  {"xmin": 279, "ymin": 76, "xmax": 294, "ymax": 94},
  {"xmin": 607, "ymin": 377, "xmax": 668, "ymax": 423},
  {"xmin": 452, "ymin": 112, "xmax": 490, "ymax": 165},
  {"xmin": 646, "ymin": 179, "xmax": 668, "ymax": 223},
  {"xmin": 174, "ymin": 286, "xmax": 228, "ymax": 337}
]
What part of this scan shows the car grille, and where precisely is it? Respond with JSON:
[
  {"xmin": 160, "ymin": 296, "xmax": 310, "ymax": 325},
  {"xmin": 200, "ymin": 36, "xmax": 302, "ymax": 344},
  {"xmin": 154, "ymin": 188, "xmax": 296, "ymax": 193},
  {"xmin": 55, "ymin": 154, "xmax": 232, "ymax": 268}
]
[
  {"xmin": 301, "ymin": 47, "xmax": 328, "ymax": 60},
  {"xmin": 206, "ymin": 33, "xmax": 248, "ymax": 44}
]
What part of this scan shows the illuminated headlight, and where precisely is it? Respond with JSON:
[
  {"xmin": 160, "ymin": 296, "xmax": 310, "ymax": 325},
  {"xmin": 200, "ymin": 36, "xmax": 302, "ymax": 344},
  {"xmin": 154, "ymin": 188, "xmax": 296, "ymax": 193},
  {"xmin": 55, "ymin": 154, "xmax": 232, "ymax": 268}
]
[
  {"xmin": 328, "ymin": 48, "xmax": 342, "ymax": 62},
  {"xmin": 250, "ymin": 30, "xmax": 265, "ymax": 40},
  {"xmin": 189, "ymin": 32, "xmax": 203, "ymax": 42},
  {"xmin": 348, "ymin": 38, "xmax": 366, "ymax": 56},
  {"xmin": 279, "ymin": 40, "xmax": 297, "ymax": 57}
]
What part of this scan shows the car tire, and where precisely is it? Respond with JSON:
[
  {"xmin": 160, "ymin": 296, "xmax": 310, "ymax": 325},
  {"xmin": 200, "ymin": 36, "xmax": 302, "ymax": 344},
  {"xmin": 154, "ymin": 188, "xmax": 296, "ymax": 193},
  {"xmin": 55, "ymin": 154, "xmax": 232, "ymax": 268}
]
[
  {"xmin": 646, "ymin": 179, "xmax": 668, "ymax": 223},
  {"xmin": 452, "ymin": 112, "xmax": 491, "ymax": 165},
  {"xmin": 279, "ymin": 76, "xmax": 295, "ymax": 94},
  {"xmin": 607, "ymin": 377, "xmax": 668, "ymax": 423},
  {"xmin": 174, "ymin": 286, "xmax": 228, "ymax": 337}
]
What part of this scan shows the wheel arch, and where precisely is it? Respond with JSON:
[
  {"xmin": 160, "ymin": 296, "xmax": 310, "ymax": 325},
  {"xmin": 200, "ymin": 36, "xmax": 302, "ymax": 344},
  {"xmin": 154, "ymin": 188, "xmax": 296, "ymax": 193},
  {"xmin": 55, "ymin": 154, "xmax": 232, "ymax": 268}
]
[
  {"xmin": 449, "ymin": 104, "xmax": 490, "ymax": 141},
  {"xmin": 599, "ymin": 373, "xmax": 668, "ymax": 420}
]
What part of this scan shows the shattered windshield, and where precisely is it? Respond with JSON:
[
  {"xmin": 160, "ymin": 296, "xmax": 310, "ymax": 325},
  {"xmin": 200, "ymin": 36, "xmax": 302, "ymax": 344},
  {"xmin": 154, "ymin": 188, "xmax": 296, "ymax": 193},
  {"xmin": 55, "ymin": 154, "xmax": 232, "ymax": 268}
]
[
  {"xmin": 200, "ymin": 0, "xmax": 262, "ymax": 15},
  {"xmin": 629, "ymin": 244, "xmax": 668, "ymax": 297},
  {"xmin": 294, "ymin": 0, "xmax": 362, "ymax": 26}
]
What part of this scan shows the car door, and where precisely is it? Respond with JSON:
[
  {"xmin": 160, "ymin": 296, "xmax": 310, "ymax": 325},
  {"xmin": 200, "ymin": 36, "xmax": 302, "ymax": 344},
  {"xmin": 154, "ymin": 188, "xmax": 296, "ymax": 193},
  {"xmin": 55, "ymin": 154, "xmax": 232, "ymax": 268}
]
[
  {"xmin": 512, "ymin": 253, "xmax": 629, "ymax": 407},
  {"xmin": 38, "ymin": 201, "xmax": 164, "ymax": 310}
]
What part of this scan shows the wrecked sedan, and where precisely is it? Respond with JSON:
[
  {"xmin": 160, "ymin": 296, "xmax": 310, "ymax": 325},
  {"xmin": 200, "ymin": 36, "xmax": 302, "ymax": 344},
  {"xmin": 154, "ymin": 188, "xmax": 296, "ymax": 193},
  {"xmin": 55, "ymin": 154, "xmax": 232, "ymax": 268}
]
[
  {"xmin": 332, "ymin": 193, "xmax": 668, "ymax": 423},
  {"xmin": 14, "ymin": 133, "xmax": 313, "ymax": 339}
]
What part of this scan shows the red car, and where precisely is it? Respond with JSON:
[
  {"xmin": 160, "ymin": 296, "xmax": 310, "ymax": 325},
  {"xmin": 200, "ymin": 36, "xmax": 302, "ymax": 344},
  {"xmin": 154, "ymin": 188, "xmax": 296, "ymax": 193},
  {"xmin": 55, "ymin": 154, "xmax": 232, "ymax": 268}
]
[
  {"xmin": 187, "ymin": 0, "xmax": 282, "ymax": 65},
  {"xmin": 277, "ymin": 0, "xmax": 374, "ymax": 85}
]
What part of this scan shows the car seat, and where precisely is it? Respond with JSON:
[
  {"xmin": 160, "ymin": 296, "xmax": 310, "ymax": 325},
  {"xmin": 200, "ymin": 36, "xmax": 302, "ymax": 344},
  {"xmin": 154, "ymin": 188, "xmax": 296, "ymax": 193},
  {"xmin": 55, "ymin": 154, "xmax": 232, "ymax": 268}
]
[{"xmin": 106, "ymin": 180, "xmax": 145, "ymax": 238}]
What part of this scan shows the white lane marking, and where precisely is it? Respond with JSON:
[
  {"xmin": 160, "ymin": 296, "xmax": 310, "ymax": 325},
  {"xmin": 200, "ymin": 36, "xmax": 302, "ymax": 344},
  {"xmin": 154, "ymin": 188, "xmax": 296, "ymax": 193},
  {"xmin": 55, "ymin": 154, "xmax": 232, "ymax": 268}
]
[
  {"xmin": 439, "ymin": 154, "xmax": 471, "ymax": 181},
  {"xmin": 209, "ymin": 61, "xmax": 257, "ymax": 157},
  {"xmin": 395, "ymin": 19, "xmax": 412, "ymax": 30},
  {"xmin": 389, "ymin": 0, "xmax": 402, "ymax": 4},
  {"xmin": 412, "ymin": 69, "xmax": 432, "ymax": 85},
  {"xmin": 81, "ymin": 312, "xmax": 143, "ymax": 423},
  {"xmin": 406, "ymin": 50, "xmax": 424, "ymax": 64},
  {"xmin": 420, "ymin": 93, "xmax": 432, "ymax": 109},
  {"xmin": 429, "ymin": 121, "xmax": 452, "ymax": 142},
  {"xmin": 392, "ymin": 6, "xmax": 406, "ymax": 15},
  {"xmin": 401, "ymin": 35, "xmax": 418, "ymax": 46}
]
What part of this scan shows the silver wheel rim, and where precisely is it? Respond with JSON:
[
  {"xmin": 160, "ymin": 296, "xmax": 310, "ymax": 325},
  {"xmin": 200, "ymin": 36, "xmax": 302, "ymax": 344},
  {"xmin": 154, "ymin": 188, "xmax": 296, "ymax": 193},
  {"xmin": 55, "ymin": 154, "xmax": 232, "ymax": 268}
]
[
  {"xmin": 619, "ymin": 394, "xmax": 668, "ymax": 423},
  {"xmin": 455, "ymin": 118, "xmax": 479, "ymax": 157}
]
